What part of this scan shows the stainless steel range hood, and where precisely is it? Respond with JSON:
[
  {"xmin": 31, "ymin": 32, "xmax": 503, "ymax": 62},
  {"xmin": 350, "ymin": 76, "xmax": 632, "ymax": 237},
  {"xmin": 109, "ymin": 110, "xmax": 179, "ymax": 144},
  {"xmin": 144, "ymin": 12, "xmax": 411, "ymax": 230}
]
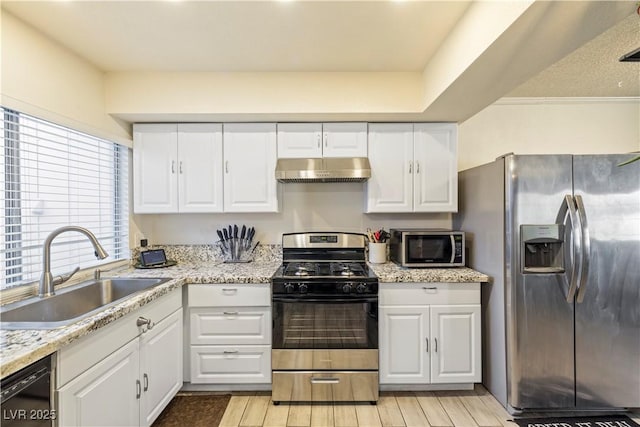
[{"xmin": 275, "ymin": 157, "xmax": 371, "ymax": 183}]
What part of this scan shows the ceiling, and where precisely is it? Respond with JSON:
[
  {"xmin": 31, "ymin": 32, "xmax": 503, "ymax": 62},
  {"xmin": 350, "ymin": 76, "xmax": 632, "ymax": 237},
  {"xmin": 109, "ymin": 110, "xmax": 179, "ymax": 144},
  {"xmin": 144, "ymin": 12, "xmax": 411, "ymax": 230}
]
[
  {"xmin": 2, "ymin": 1, "xmax": 472, "ymax": 72},
  {"xmin": 1, "ymin": 0, "xmax": 638, "ymax": 124},
  {"xmin": 509, "ymin": 12, "xmax": 640, "ymax": 97}
]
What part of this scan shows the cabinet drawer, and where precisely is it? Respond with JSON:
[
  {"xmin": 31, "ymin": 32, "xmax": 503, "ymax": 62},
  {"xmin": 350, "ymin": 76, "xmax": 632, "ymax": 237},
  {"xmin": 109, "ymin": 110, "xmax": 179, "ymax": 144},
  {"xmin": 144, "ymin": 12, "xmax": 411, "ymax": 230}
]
[
  {"xmin": 190, "ymin": 345, "xmax": 271, "ymax": 384},
  {"xmin": 379, "ymin": 283, "xmax": 479, "ymax": 306},
  {"xmin": 190, "ymin": 307, "xmax": 271, "ymax": 345},
  {"xmin": 188, "ymin": 284, "xmax": 270, "ymax": 307}
]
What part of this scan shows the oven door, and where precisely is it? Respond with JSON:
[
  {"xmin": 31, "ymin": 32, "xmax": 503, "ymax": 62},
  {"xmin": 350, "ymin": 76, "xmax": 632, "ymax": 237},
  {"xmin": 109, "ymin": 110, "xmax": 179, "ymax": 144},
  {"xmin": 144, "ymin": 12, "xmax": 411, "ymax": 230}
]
[{"xmin": 272, "ymin": 296, "xmax": 378, "ymax": 350}]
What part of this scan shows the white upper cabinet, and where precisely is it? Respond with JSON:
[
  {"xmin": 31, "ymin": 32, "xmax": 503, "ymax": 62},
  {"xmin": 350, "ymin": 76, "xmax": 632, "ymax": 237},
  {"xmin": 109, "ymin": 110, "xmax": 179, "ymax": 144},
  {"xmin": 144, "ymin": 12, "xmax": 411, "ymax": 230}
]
[
  {"xmin": 413, "ymin": 123, "xmax": 458, "ymax": 212},
  {"xmin": 277, "ymin": 123, "xmax": 322, "ymax": 158},
  {"xmin": 366, "ymin": 123, "xmax": 414, "ymax": 212},
  {"xmin": 223, "ymin": 123, "xmax": 279, "ymax": 212},
  {"xmin": 366, "ymin": 123, "xmax": 458, "ymax": 213},
  {"xmin": 177, "ymin": 124, "xmax": 224, "ymax": 212},
  {"xmin": 133, "ymin": 123, "xmax": 223, "ymax": 213},
  {"xmin": 277, "ymin": 122, "xmax": 367, "ymax": 158},
  {"xmin": 321, "ymin": 122, "xmax": 368, "ymax": 157},
  {"xmin": 133, "ymin": 124, "xmax": 179, "ymax": 213}
]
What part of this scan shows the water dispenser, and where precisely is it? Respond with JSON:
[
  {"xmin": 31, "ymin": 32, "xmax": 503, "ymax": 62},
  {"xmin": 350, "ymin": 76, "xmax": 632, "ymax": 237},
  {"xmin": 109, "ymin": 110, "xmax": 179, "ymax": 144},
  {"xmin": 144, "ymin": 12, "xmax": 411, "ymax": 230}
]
[{"xmin": 521, "ymin": 224, "xmax": 564, "ymax": 273}]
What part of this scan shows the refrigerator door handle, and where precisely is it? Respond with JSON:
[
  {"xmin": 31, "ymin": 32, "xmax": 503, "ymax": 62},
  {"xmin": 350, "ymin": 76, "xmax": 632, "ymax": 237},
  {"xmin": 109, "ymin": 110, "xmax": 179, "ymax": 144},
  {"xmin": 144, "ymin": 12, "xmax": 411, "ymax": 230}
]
[
  {"xmin": 574, "ymin": 195, "xmax": 591, "ymax": 303},
  {"xmin": 557, "ymin": 194, "xmax": 582, "ymax": 302}
]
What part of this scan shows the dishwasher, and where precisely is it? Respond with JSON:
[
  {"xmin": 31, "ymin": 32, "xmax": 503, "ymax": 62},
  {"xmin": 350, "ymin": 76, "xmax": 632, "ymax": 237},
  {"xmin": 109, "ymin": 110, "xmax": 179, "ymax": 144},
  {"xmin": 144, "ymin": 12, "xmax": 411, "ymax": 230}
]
[{"xmin": 1, "ymin": 355, "xmax": 55, "ymax": 426}]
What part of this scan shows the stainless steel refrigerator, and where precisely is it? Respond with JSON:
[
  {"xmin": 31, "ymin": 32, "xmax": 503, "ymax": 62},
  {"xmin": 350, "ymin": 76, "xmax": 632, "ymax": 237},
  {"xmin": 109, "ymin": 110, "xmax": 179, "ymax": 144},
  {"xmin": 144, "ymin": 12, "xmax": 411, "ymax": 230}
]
[{"xmin": 453, "ymin": 154, "xmax": 640, "ymax": 414}]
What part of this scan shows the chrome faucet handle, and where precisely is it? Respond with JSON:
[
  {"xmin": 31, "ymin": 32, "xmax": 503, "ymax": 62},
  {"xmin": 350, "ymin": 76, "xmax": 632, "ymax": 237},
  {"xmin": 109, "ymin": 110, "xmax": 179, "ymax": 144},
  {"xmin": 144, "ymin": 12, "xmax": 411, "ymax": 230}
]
[
  {"xmin": 94, "ymin": 268, "xmax": 101, "ymax": 280},
  {"xmin": 52, "ymin": 266, "xmax": 81, "ymax": 286}
]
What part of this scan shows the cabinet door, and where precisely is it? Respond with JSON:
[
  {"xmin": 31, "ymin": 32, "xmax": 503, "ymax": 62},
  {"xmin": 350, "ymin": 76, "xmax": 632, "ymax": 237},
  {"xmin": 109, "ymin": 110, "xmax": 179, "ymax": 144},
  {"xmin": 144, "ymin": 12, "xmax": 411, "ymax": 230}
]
[
  {"xmin": 322, "ymin": 122, "xmax": 367, "ymax": 157},
  {"xmin": 177, "ymin": 124, "xmax": 223, "ymax": 213},
  {"xmin": 277, "ymin": 123, "xmax": 322, "ymax": 158},
  {"xmin": 223, "ymin": 123, "xmax": 279, "ymax": 212},
  {"xmin": 58, "ymin": 339, "xmax": 140, "ymax": 427},
  {"xmin": 430, "ymin": 305, "xmax": 481, "ymax": 384},
  {"xmin": 366, "ymin": 123, "xmax": 414, "ymax": 212},
  {"xmin": 133, "ymin": 124, "xmax": 178, "ymax": 213},
  {"xmin": 379, "ymin": 305, "xmax": 430, "ymax": 384},
  {"xmin": 413, "ymin": 123, "xmax": 458, "ymax": 212},
  {"xmin": 139, "ymin": 309, "xmax": 183, "ymax": 427}
]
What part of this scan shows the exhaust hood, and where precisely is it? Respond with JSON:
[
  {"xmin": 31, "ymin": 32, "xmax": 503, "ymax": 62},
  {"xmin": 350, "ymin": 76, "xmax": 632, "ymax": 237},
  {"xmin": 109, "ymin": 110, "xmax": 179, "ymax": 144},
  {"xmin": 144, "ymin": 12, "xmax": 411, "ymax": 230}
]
[{"xmin": 275, "ymin": 157, "xmax": 371, "ymax": 183}]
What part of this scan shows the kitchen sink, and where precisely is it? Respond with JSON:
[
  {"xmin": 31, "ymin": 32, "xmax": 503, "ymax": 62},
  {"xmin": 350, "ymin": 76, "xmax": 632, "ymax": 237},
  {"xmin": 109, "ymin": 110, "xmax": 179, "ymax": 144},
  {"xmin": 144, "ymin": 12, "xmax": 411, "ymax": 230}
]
[{"xmin": 0, "ymin": 277, "xmax": 172, "ymax": 330}]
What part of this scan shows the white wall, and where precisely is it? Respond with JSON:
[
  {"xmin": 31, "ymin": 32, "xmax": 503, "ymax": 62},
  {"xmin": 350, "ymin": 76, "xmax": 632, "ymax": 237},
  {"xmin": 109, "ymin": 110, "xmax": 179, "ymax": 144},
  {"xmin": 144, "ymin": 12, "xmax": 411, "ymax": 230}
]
[
  {"xmin": 0, "ymin": 10, "xmax": 131, "ymax": 145},
  {"xmin": 458, "ymin": 97, "xmax": 640, "ymax": 171},
  {"xmin": 131, "ymin": 183, "xmax": 450, "ymax": 245}
]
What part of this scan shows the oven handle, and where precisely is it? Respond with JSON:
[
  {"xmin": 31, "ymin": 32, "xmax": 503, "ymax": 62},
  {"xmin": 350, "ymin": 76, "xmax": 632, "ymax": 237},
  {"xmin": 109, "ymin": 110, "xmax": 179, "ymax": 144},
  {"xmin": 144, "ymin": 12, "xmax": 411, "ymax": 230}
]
[{"xmin": 272, "ymin": 296, "xmax": 378, "ymax": 304}]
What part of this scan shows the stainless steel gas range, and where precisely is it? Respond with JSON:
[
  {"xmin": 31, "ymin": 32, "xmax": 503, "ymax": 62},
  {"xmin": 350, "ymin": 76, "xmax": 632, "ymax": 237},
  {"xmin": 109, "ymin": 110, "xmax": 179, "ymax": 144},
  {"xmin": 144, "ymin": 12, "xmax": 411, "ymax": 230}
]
[{"xmin": 270, "ymin": 232, "xmax": 379, "ymax": 404}]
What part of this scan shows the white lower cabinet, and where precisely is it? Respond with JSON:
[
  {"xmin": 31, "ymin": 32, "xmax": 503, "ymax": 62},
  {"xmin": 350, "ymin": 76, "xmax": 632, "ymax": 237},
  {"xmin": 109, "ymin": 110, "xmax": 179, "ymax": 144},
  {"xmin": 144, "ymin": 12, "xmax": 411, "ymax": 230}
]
[
  {"xmin": 379, "ymin": 283, "xmax": 481, "ymax": 387},
  {"xmin": 186, "ymin": 284, "xmax": 271, "ymax": 387},
  {"xmin": 190, "ymin": 345, "xmax": 271, "ymax": 384},
  {"xmin": 57, "ymin": 290, "xmax": 183, "ymax": 427},
  {"xmin": 58, "ymin": 339, "xmax": 140, "ymax": 427},
  {"xmin": 139, "ymin": 309, "xmax": 183, "ymax": 426}
]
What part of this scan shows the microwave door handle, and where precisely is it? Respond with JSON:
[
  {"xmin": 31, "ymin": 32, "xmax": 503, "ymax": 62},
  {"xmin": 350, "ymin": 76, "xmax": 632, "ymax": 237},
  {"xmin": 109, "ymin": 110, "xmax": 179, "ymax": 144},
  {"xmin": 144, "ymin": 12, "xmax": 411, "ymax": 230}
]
[{"xmin": 450, "ymin": 235, "xmax": 456, "ymax": 264}]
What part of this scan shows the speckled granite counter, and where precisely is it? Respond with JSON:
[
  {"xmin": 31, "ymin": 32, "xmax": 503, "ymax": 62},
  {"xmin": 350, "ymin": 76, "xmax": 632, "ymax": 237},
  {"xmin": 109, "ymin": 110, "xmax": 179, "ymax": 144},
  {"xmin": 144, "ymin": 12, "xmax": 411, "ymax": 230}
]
[
  {"xmin": 368, "ymin": 262, "xmax": 489, "ymax": 283},
  {"xmin": 0, "ymin": 259, "xmax": 280, "ymax": 378},
  {"xmin": 2, "ymin": 243, "xmax": 487, "ymax": 379}
]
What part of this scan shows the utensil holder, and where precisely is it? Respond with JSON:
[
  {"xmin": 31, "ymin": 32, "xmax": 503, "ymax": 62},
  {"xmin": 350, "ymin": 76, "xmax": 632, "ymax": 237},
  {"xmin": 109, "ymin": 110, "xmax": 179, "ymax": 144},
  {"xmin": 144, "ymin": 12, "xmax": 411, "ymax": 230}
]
[
  {"xmin": 216, "ymin": 238, "xmax": 254, "ymax": 263},
  {"xmin": 369, "ymin": 243, "xmax": 387, "ymax": 264}
]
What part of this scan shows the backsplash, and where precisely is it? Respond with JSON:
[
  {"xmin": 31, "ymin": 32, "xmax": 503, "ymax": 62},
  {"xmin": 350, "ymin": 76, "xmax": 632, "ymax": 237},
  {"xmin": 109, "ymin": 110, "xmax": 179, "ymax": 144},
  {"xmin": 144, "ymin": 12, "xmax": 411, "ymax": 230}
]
[{"xmin": 130, "ymin": 243, "xmax": 282, "ymax": 265}]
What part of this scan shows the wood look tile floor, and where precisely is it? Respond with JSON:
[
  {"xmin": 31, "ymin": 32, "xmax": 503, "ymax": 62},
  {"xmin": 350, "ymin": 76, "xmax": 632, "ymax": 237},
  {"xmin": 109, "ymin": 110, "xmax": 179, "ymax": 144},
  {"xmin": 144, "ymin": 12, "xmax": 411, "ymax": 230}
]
[{"xmin": 218, "ymin": 385, "xmax": 640, "ymax": 427}]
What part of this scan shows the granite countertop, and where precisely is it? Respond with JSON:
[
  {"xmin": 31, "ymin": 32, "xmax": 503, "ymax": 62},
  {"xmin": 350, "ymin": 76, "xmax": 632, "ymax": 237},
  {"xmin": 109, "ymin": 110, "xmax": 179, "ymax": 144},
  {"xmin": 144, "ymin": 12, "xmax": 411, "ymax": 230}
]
[
  {"xmin": 368, "ymin": 262, "xmax": 489, "ymax": 283},
  {"xmin": 0, "ymin": 260, "xmax": 280, "ymax": 379},
  {"xmin": 1, "ymin": 245, "xmax": 488, "ymax": 378}
]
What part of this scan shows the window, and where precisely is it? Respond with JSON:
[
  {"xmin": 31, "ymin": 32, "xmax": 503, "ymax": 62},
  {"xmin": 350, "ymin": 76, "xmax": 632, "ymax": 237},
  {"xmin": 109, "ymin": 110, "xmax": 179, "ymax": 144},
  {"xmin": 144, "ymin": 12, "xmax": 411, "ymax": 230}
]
[{"xmin": 1, "ymin": 107, "xmax": 129, "ymax": 290}]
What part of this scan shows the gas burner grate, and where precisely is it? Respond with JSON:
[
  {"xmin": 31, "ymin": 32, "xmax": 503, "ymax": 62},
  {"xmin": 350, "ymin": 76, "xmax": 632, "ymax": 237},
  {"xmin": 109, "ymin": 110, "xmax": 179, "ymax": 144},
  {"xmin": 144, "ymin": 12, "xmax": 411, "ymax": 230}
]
[{"xmin": 283, "ymin": 262, "xmax": 318, "ymax": 277}]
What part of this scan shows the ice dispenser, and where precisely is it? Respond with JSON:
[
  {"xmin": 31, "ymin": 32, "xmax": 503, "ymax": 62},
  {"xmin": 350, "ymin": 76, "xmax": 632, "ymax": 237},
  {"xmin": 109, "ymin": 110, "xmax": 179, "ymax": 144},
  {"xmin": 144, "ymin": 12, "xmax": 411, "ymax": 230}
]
[{"xmin": 521, "ymin": 224, "xmax": 564, "ymax": 273}]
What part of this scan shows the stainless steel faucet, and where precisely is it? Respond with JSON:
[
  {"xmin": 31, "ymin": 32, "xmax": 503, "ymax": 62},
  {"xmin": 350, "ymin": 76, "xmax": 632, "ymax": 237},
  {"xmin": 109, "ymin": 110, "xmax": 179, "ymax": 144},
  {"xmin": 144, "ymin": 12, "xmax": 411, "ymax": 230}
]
[{"xmin": 39, "ymin": 226, "xmax": 109, "ymax": 297}]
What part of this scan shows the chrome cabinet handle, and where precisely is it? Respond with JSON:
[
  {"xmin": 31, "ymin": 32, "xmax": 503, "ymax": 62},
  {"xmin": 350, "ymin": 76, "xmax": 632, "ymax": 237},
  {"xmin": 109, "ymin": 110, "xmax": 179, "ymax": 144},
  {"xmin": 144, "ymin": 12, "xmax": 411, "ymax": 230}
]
[
  {"xmin": 225, "ymin": 161, "xmax": 229, "ymax": 173},
  {"xmin": 323, "ymin": 133, "xmax": 328, "ymax": 147},
  {"xmin": 409, "ymin": 161, "xmax": 412, "ymax": 174},
  {"xmin": 223, "ymin": 350, "xmax": 239, "ymax": 354},
  {"xmin": 136, "ymin": 380, "xmax": 141, "ymax": 399},
  {"xmin": 171, "ymin": 160, "xmax": 176, "ymax": 174},
  {"xmin": 179, "ymin": 161, "xmax": 183, "ymax": 174},
  {"xmin": 317, "ymin": 133, "xmax": 321, "ymax": 149},
  {"xmin": 223, "ymin": 311, "xmax": 239, "ymax": 315},
  {"xmin": 435, "ymin": 338, "xmax": 438, "ymax": 352},
  {"xmin": 137, "ymin": 316, "xmax": 154, "ymax": 330},
  {"xmin": 426, "ymin": 337, "xmax": 429, "ymax": 352},
  {"xmin": 416, "ymin": 161, "xmax": 420, "ymax": 173},
  {"xmin": 143, "ymin": 373, "xmax": 149, "ymax": 392},
  {"xmin": 310, "ymin": 377, "xmax": 340, "ymax": 384},
  {"xmin": 422, "ymin": 286, "xmax": 437, "ymax": 290},
  {"xmin": 222, "ymin": 288, "xmax": 237, "ymax": 293}
]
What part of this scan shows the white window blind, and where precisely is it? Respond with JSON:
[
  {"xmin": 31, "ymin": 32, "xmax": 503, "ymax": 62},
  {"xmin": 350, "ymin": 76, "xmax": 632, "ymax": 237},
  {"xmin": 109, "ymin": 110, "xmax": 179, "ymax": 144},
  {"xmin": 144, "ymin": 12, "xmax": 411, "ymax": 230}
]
[{"xmin": 1, "ymin": 107, "xmax": 129, "ymax": 290}]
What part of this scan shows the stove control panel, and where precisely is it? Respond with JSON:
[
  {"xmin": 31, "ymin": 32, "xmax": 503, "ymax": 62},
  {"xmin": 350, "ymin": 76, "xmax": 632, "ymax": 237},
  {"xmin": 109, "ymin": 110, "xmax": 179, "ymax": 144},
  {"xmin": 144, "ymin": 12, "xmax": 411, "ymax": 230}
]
[{"xmin": 272, "ymin": 281, "xmax": 378, "ymax": 295}]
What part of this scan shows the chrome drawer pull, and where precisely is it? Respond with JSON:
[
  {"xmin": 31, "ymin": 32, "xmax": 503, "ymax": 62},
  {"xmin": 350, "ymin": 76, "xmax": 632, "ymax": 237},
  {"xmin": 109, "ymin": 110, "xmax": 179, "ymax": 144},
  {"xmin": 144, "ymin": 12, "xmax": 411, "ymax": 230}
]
[
  {"xmin": 223, "ymin": 350, "xmax": 239, "ymax": 354},
  {"xmin": 422, "ymin": 287, "xmax": 437, "ymax": 291},
  {"xmin": 223, "ymin": 311, "xmax": 239, "ymax": 315},
  {"xmin": 136, "ymin": 317, "xmax": 154, "ymax": 330},
  {"xmin": 222, "ymin": 288, "xmax": 238, "ymax": 293},
  {"xmin": 310, "ymin": 377, "xmax": 340, "ymax": 384}
]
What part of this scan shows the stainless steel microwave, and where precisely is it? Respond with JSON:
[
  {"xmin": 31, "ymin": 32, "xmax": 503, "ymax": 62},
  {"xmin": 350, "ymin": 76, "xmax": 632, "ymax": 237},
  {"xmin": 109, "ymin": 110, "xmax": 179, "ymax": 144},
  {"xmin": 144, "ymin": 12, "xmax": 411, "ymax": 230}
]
[{"xmin": 389, "ymin": 229, "xmax": 465, "ymax": 267}]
